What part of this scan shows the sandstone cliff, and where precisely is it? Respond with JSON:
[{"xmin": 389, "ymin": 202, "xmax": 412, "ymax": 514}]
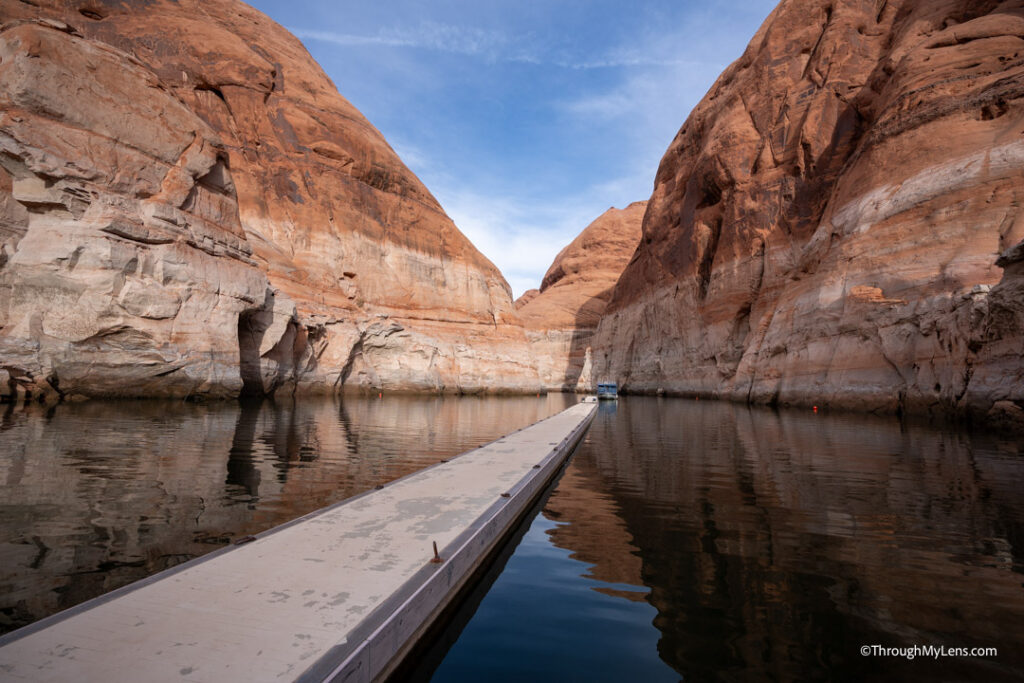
[
  {"xmin": 592, "ymin": 0, "xmax": 1024, "ymax": 424},
  {"xmin": 0, "ymin": 0, "xmax": 538, "ymax": 400},
  {"xmin": 515, "ymin": 202, "xmax": 644, "ymax": 390}
]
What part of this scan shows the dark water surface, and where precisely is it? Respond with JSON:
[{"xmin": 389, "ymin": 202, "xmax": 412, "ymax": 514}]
[
  {"xmin": 0, "ymin": 393, "xmax": 575, "ymax": 635},
  {"xmin": 2, "ymin": 396, "xmax": 1024, "ymax": 681},
  {"xmin": 425, "ymin": 398, "xmax": 1024, "ymax": 682}
]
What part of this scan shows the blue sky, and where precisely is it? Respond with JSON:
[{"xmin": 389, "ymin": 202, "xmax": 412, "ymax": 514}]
[{"xmin": 246, "ymin": 0, "xmax": 777, "ymax": 298}]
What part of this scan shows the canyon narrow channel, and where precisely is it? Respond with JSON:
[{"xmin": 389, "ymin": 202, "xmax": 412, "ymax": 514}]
[{"xmin": 1, "ymin": 0, "xmax": 1022, "ymax": 680}]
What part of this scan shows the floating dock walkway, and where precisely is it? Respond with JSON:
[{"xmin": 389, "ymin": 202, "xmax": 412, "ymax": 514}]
[{"xmin": 0, "ymin": 401, "xmax": 597, "ymax": 682}]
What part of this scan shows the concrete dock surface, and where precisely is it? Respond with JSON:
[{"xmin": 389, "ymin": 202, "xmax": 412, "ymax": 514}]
[{"xmin": 0, "ymin": 400, "xmax": 596, "ymax": 682}]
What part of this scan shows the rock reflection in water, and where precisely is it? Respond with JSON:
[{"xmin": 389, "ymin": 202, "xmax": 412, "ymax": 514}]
[
  {"xmin": 0, "ymin": 393, "xmax": 575, "ymax": 634},
  {"xmin": 536, "ymin": 398, "xmax": 1024, "ymax": 681}
]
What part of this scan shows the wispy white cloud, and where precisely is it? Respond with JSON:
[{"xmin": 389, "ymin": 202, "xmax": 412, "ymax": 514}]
[
  {"xmin": 556, "ymin": 48, "xmax": 732, "ymax": 192},
  {"xmin": 291, "ymin": 22, "xmax": 704, "ymax": 70},
  {"xmin": 561, "ymin": 64, "xmax": 719, "ymax": 121},
  {"xmin": 549, "ymin": 40, "xmax": 717, "ymax": 70},
  {"xmin": 291, "ymin": 23, "xmax": 525, "ymax": 63},
  {"xmin": 387, "ymin": 137, "xmax": 433, "ymax": 177},
  {"xmin": 554, "ymin": 56, "xmax": 690, "ymax": 69}
]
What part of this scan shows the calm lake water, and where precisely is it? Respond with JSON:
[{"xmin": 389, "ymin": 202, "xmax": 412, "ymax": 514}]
[
  {"xmin": 2, "ymin": 395, "xmax": 1024, "ymax": 681},
  {"xmin": 0, "ymin": 393, "xmax": 575, "ymax": 635}
]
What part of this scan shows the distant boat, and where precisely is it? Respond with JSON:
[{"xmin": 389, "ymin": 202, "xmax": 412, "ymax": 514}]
[{"xmin": 596, "ymin": 382, "xmax": 618, "ymax": 400}]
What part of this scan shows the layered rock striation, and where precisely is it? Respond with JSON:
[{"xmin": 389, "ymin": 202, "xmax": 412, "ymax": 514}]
[
  {"xmin": 515, "ymin": 202, "xmax": 644, "ymax": 390},
  {"xmin": 0, "ymin": 0, "xmax": 538, "ymax": 400},
  {"xmin": 592, "ymin": 0, "xmax": 1024, "ymax": 423}
]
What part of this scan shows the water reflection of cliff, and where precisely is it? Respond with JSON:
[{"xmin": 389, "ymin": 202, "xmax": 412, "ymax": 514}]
[
  {"xmin": 543, "ymin": 398, "xmax": 1024, "ymax": 681},
  {"xmin": 543, "ymin": 446, "xmax": 647, "ymax": 603},
  {"xmin": 0, "ymin": 394, "xmax": 574, "ymax": 634}
]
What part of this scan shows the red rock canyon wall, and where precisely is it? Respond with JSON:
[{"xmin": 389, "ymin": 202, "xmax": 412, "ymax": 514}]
[
  {"xmin": 0, "ymin": 0, "xmax": 539, "ymax": 399},
  {"xmin": 514, "ymin": 202, "xmax": 644, "ymax": 390},
  {"xmin": 592, "ymin": 0, "xmax": 1024, "ymax": 425}
]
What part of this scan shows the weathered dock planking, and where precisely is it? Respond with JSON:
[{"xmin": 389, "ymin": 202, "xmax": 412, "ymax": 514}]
[{"xmin": 0, "ymin": 400, "xmax": 597, "ymax": 682}]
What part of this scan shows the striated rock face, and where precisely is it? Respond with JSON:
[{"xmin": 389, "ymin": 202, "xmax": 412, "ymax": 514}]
[
  {"xmin": 0, "ymin": 0, "xmax": 538, "ymax": 400},
  {"xmin": 515, "ymin": 202, "xmax": 644, "ymax": 390},
  {"xmin": 593, "ymin": 0, "xmax": 1024, "ymax": 421}
]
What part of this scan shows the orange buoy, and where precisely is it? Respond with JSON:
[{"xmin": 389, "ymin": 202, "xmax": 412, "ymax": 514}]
[{"xmin": 813, "ymin": 405, "xmax": 818, "ymax": 412}]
